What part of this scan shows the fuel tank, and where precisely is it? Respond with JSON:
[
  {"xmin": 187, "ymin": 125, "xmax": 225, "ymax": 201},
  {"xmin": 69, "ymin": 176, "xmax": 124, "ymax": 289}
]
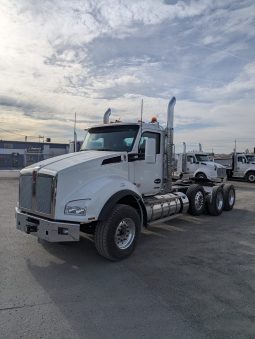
[{"xmin": 144, "ymin": 192, "xmax": 189, "ymax": 222}]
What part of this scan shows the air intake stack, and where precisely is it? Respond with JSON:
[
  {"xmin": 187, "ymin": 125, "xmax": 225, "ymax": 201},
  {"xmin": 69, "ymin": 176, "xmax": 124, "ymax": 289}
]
[{"xmin": 103, "ymin": 108, "xmax": 111, "ymax": 124}]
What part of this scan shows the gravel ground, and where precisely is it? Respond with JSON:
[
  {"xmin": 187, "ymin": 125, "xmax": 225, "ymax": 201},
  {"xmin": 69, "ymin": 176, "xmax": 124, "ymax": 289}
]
[{"xmin": 0, "ymin": 178, "xmax": 255, "ymax": 339}]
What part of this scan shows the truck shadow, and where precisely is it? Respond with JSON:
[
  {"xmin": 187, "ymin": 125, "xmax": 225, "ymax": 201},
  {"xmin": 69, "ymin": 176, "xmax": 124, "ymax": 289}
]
[{"xmin": 25, "ymin": 207, "xmax": 255, "ymax": 338}]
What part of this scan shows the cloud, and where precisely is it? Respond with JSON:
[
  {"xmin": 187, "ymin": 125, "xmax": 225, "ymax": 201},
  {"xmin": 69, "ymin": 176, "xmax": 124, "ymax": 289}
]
[{"xmin": 0, "ymin": 0, "xmax": 254, "ymax": 151}]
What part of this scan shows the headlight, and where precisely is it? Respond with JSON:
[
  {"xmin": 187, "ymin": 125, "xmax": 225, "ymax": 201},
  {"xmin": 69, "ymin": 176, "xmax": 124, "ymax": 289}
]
[{"xmin": 64, "ymin": 199, "xmax": 89, "ymax": 215}]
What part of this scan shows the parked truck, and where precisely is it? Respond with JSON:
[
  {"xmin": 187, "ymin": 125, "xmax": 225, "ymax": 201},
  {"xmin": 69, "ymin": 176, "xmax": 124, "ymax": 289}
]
[
  {"xmin": 174, "ymin": 143, "xmax": 226, "ymax": 182},
  {"xmin": 215, "ymin": 153, "xmax": 255, "ymax": 183},
  {"xmin": 16, "ymin": 97, "xmax": 236, "ymax": 261}
]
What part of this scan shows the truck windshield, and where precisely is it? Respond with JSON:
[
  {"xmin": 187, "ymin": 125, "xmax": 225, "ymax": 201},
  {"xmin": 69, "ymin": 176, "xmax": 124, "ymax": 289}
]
[
  {"xmin": 81, "ymin": 125, "xmax": 139, "ymax": 152},
  {"xmin": 246, "ymin": 155, "xmax": 255, "ymax": 163},
  {"xmin": 195, "ymin": 154, "xmax": 210, "ymax": 162}
]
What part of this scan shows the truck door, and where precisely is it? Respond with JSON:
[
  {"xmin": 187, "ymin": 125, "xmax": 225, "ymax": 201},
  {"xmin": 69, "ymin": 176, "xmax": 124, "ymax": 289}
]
[
  {"xmin": 236, "ymin": 155, "xmax": 247, "ymax": 175},
  {"xmin": 133, "ymin": 131, "xmax": 162, "ymax": 195},
  {"xmin": 186, "ymin": 155, "xmax": 197, "ymax": 174}
]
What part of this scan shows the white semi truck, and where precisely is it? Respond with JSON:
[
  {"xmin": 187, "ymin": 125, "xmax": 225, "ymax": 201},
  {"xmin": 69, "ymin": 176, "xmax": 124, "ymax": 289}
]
[
  {"xmin": 174, "ymin": 143, "xmax": 226, "ymax": 182},
  {"xmin": 16, "ymin": 97, "xmax": 236, "ymax": 261},
  {"xmin": 215, "ymin": 153, "xmax": 255, "ymax": 183}
]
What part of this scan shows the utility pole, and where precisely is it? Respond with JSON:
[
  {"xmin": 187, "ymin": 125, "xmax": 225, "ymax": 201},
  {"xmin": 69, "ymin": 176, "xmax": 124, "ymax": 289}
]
[{"xmin": 74, "ymin": 112, "xmax": 77, "ymax": 152}]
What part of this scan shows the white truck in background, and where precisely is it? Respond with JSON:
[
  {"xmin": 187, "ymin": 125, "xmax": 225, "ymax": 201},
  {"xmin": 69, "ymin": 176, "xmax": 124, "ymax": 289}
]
[
  {"xmin": 215, "ymin": 153, "xmax": 255, "ymax": 183},
  {"xmin": 174, "ymin": 143, "xmax": 226, "ymax": 182},
  {"xmin": 16, "ymin": 97, "xmax": 236, "ymax": 261}
]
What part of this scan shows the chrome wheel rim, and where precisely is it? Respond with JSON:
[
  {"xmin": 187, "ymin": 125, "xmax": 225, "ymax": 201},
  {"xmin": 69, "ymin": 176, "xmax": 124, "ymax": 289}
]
[
  {"xmin": 248, "ymin": 174, "xmax": 255, "ymax": 182},
  {"xmin": 216, "ymin": 191, "xmax": 224, "ymax": 210},
  {"xmin": 229, "ymin": 189, "xmax": 235, "ymax": 206},
  {"xmin": 114, "ymin": 218, "xmax": 136, "ymax": 250},
  {"xmin": 195, "ymin": 191, "xmax": 204, "ymax": 210}
]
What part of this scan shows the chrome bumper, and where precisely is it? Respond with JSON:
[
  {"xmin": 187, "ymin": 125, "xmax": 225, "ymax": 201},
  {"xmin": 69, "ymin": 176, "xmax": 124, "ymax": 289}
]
[{"xmin": 16, "ymin": 208, "xmax": 80, "ymax": 242}]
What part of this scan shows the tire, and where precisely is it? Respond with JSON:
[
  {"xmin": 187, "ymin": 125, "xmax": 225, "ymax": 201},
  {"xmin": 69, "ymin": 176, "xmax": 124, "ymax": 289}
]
[
  {"xmin": 196, "ymin": 173, "xmax": 207, "ymax": 180},
  {"xmin": 246, "ymin": 171, "xmax": 255, "ymax": 183},
  {"xmin": 206, "ymin": 186, "xmax": 224, "ymax": 216},
  {"xmin": 94, "ymin": 204, "xmax": 141, "ymax": 261},
  {"xmin": 186, "ymin": 184, "xmax": 206, "ymax": 216},
  {"xmin": 223, "ymin": 184, "xmax": 235, "ymax": 211}
]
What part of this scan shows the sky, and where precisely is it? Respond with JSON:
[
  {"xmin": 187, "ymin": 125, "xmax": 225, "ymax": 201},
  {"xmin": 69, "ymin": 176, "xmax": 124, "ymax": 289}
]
[{"xmin": 0, "ymin": 0, "xmax": 254, "ymax": 153}]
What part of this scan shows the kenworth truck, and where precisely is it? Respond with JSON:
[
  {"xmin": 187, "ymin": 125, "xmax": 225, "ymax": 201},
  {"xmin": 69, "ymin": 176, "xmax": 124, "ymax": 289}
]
[
  {"xmin": 16, "ymin": 97, "xmax": 236, "ymax": 261},
  {"xmin": 215, "ymin": 153, "xmax": 255, "ymax": 183},
  {"xmin": 174, "ymin": 142, "xmax": 226, "ymax": 182}
]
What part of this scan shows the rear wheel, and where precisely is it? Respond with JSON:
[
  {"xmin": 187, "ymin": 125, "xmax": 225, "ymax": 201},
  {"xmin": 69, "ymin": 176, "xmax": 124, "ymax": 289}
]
[
  {"xmin": 246, "ymin": 171, "xmax": 255, "ymax": 183},
  {"xmin": 206, "ymin": 186, "xmax": 224, "ymax": 216},
  {"xmin": 223, "ymin": 184, "xmax": 235, "ymax": 211},
  {"xmin": 186, "ymin": 184, "xmax": 206, "ymax": 216},
  {"xmin": 95, "ymin": 204, "xmax": 141, "ymax": 261}
]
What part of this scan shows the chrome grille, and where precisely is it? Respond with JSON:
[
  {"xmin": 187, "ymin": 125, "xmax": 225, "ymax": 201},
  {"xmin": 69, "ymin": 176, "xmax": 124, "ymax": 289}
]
[
  {"xmin": 36, "ymin": 175, "xmax": 53, "ymax": 214},
  {"xmin": 20, "ymin": 175, "xmax": 33, "ymax": 210},
  {"xmin": 19, "ymin": 173, "xmax": 54, "ymax": 216},
  {"xmin": 217, "ymin": 167, "xmax": 226, "ymax": 178}
]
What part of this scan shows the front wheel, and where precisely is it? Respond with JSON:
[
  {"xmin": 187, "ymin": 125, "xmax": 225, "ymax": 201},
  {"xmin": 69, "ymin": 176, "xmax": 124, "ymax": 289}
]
[
  {"xmin": 246, "ymin": 171, "xmax": 255, "ymax": 183},
  {"xmin": 95, "ymin": 204, "xmax": 141, "ymax": 261},
  {"xmin": 196, "ymin": 173, "xmax": 207, "ymax": 180}
]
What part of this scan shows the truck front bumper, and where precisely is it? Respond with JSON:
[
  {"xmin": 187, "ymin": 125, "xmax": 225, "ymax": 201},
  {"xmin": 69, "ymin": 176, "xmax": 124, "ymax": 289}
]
[{"xmin": 16, "ymin": 208, "xmax": 80, "ymax": 242}]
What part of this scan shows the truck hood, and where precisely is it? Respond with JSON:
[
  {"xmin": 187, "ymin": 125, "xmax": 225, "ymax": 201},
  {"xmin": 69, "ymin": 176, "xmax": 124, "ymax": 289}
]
[
  {"xmin": 22, "ymin": 150, "xmax": 125, "ymax": 174},
  {"xmin": 201, "ymin": 161, "xmax": 225, "ymax": 169}
]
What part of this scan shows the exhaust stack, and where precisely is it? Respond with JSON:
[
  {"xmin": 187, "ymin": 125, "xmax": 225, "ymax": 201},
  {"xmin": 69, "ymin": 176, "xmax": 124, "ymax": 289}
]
[
  {"xmin": 103, "ymin": 108, "xmax": 111, "ymax": 124},
  {"xmin": 166, "ymin": 97, "xmax": 176, "ymax": 192},
  {"xmin": 183, "ymin": 142, "xmax": 186, "ymax": 154}
]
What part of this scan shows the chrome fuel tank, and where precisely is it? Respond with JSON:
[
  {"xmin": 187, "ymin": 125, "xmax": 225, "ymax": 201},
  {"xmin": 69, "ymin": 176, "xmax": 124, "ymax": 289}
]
[{"xmin": 144, "ymin": 192, "xmax": 189, "ymax": 222}]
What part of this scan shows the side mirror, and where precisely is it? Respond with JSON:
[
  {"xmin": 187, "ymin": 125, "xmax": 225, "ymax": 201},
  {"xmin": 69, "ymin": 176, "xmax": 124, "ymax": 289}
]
[{"xmin": 145, "ymin": 138, "xmax": 156, "ymax": 163}]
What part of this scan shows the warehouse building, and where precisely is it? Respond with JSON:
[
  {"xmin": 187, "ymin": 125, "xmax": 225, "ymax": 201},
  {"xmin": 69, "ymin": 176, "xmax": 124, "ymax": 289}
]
[{"xmin": 0, "ymin": 140, "xmax": 69, "ymax": 169}]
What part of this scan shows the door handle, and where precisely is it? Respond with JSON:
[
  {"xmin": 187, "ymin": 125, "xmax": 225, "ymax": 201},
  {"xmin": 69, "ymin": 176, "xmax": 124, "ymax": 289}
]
[{"xmin": 154, "ymin": 178, "xmax": 161, "ymax": 184}]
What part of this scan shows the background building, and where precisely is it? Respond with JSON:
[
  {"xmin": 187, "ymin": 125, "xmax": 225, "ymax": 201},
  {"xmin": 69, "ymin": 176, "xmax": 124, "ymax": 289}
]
[{"xmin": 0, "ymin": 140, "xmax": 69, "ymax": 169}]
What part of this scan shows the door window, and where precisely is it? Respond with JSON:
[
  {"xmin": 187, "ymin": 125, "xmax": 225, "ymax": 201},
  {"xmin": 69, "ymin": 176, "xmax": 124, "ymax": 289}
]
[
  {"xmin": 138, "ymin": 132, "xmax": 160, "ymax": 154},
  {"xmin": 187, "ymin": 155, "xmax": 195, "ymax": 164},
  {"xmin": 238, "ymin": 156, "xmax": 246, "ymax": 163}
]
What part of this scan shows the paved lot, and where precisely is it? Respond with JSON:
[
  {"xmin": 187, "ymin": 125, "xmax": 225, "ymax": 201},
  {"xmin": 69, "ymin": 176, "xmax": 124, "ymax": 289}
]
[{"xmin": 0, "ymin": 178, "xmax": 255, "ymax": 339}]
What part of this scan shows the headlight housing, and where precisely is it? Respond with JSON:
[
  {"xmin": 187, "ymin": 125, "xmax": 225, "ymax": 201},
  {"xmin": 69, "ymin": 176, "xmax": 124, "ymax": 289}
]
[{"xmin": 64, "ymin": 199, "xmax": 89, "ymax": 215}]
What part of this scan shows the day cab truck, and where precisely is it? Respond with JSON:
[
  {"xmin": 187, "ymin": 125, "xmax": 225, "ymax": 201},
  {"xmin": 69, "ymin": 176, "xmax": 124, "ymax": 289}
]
[
  {"xmin": 215, "ymin": 153, "xmax": 255, "ymax": 183},
  {"xmin": 174, "ymin": 142, "xmax": 226, "ymax": 182},
  {"xmin": 16, "ymin": 97, "xmax": 236, "ymax": 261}
]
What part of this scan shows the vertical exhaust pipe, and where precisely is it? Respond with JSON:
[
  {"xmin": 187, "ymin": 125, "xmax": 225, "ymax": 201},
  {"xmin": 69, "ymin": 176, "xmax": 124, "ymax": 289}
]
[
  {"xmin": 199, "ymin": 143, "xmax": 202, "ymax": 152},
  {"xmin": 103, "ymin": 108, "xmax": 111, "ymax": 124},
  {"xmin": 183, "ymin": 142, "xmax": 186, "ymax": 154},
  {"xmin": 166, "ymin": 97, "xmax": 176, "ymax": 192}
]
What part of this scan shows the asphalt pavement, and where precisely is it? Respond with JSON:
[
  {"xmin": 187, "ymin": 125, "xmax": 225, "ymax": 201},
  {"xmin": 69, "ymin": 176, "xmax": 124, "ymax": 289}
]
[{"xmin": 0, "ymin": 177, "xmax": 255, "ymax": 338}]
